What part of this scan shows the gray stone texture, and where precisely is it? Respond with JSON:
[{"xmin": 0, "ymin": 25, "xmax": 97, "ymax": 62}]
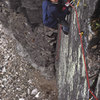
[
  {"xmin": 56, "ymin": 0, "xmax": 100, "ymax": 100},
  {"xmin": 0, "ymin": 0, "xmax": 100, "ymax": 100}
]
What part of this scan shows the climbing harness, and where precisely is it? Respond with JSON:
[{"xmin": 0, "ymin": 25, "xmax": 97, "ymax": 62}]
[{"xmin": 56, "ymin": 0, "xmax": 98, "ymax": 99}]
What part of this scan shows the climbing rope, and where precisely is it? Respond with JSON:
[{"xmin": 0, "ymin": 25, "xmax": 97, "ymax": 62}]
[
  {"xmin": 56, "ymin": 0, "xmax": 98, "ymax": 99},
  {"xmin": 56, "ymin": 25, "xmax": 62, "ymax": 60}
]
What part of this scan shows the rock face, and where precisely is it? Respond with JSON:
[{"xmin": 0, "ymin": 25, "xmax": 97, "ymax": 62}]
[
  {"xmin": 56, "ymin": 0, "xmax": 100, "ymax": 100},
  {"xmin": 0, "ymin": 21, "xmax": 57, "ymax": 100},
  {"xmin": 9, "ymin": 0, "xmax": 43, "ymax": 24},
  {"xmin": 0, "ymin": 0, "xmax": 100, "ymax": 100},
  {"xmin": 0, "ymin": 0, "xmax": 58, "ymax": 100},
  {"xmin": 0, "ymin": 1, "xmax": 58, "ymax": 100},
  {"xmin": 21, "ymin": 0, "xmax": 43, "ymax": 24},
  {"xmin": 0, "ymin": 26, "xmax": 57, "ymax": 100},
  {"xmin": 0, "ymin": 0, "xmax": 57, "ymax": 79}
]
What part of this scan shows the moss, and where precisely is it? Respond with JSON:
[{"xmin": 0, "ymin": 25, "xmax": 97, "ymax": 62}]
[{"xmin": 90, "ymin": 18, "xmax": 100, "ymax": 36}]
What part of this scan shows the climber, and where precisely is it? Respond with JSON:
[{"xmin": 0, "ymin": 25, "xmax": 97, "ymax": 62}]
[{"xmin": 42, "ymin": 0, "xmax": 70, "ymax": 35}]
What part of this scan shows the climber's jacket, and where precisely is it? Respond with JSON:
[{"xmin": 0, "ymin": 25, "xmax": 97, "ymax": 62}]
[{"xmin": 42, "ymin": 0, "xmax": 70, "ymax": 29}]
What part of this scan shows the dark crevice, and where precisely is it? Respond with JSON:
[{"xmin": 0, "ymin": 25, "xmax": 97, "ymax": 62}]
[
  {"xmin": 91, "ymin": 0, "xmax": 100, "ymax": 20},
  {"xmin": 9, "ymin": 0, "xmax": 22, "ymax": 11},
  {"xmin": 90, "ymin": 0, "xmax": 100, "ymax": 37},
  {"xmin": 89, "ymin": 70, "xmax": 100, "ymax": 99}
]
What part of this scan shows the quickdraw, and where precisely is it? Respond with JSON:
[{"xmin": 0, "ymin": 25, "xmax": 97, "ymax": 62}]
[
  {"xmin": 74, "ymin": 0, "xmax": 81, "ymax": 7},
  {"xmin": 89, "ymin": 97, "xmax": 93, "ymax": 100},
  {"xmin": 65, "ymin": 0, "xmax": 81, "ymax": 7},
  {"xmin": 77, "ymin": 0, "xmax": 80, "ymax": 7},
  {"xmin": 79, "ymin": 32, "xmax": 84, "ymax": 36},
  {"xmin": 65, "ymin": 0, "xmax": 75, "ymax": 7}
]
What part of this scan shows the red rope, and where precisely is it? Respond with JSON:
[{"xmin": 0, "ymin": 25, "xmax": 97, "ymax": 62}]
[
  {"xmin": 67, "ymin": 2, "xmax": 98, "ymax": 100},
  {"xmin": 56, "ymin": 25, "xmax": 62, "ymax": 60},
  {"xmin": 89, "ymin": 90, "xmax": 98, "ymax": 100}
]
